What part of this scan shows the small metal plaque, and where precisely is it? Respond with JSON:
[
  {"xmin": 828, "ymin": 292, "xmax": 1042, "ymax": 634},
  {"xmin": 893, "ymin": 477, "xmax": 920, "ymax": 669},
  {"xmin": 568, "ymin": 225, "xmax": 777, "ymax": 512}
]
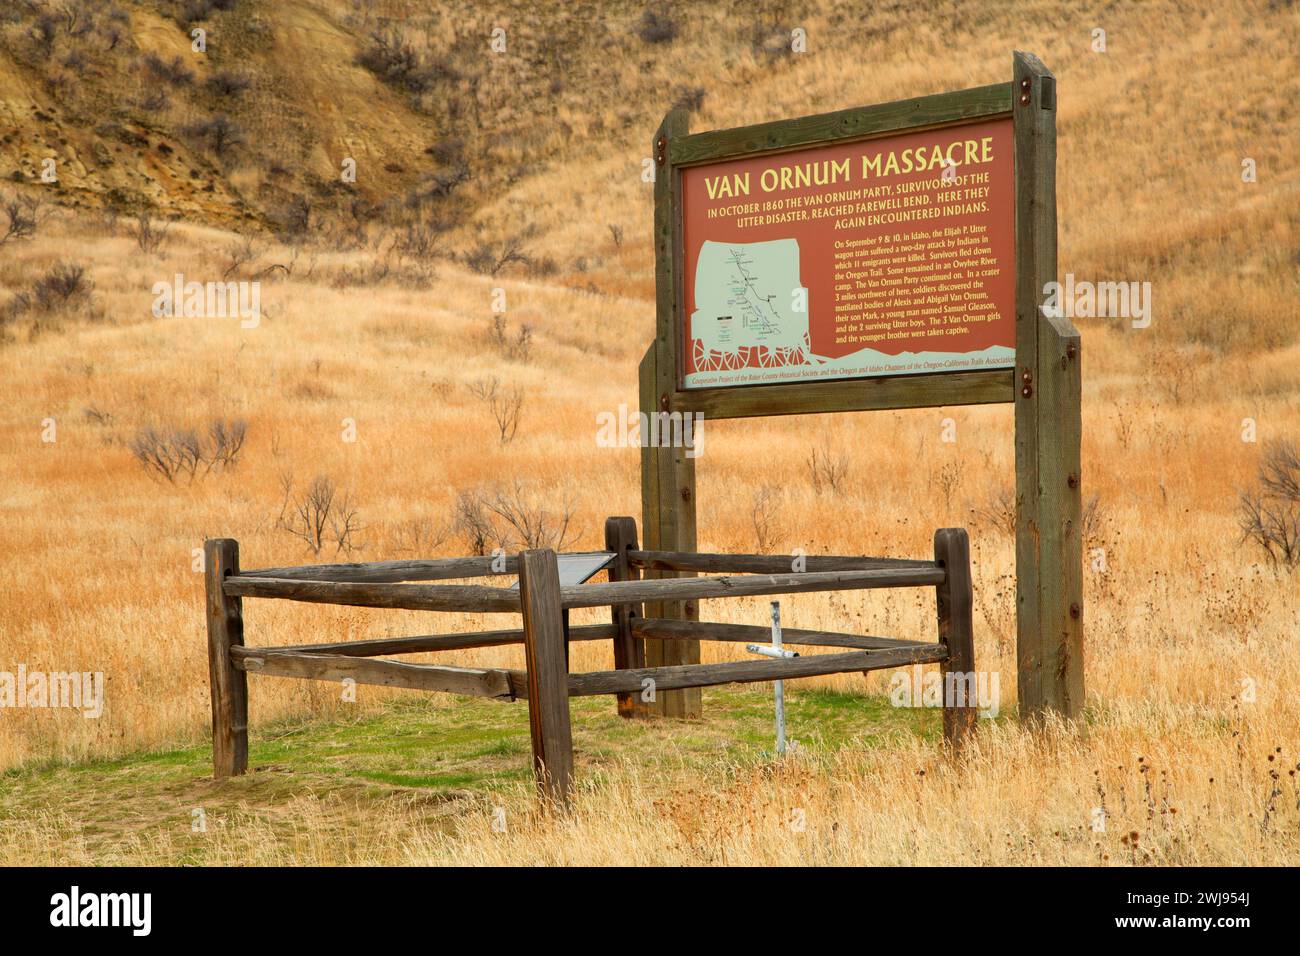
[{"xmin": 508, "ymin": 551, "xmax": 616, "ymax": 590}]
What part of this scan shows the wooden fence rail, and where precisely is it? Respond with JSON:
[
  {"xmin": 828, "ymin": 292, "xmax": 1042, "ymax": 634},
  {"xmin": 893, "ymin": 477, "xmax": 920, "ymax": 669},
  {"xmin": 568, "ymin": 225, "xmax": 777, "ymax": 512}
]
[
  {"xmin": 631, "ymin": 618, "xmax": 932, "ymax": 651},
  {"xmin": 239, "ymin": 555, "xmax": 519, "ymax": 583},
  {"xmin": 243, "ymin": 623, "xmax": 618, "ymax": 658},
  {"xmin": 222, "ymin": 576, "xmax": 522, "ymax": 613},
  {"xmin": 558, "ymin": 644, "xmax": 947, "ymax": 698},
  {"xmin": 629, "ymin": 550, "xmax": 937, "ymax": 574},
  {"xmin": 203, "ymin": 520, "xmax": 980, "ymax": 808},
  {"xmin": 556, "ymin": 565, "xmax": 945, "ymax": 609},
  {"xmin": 231, "ymin": 647, "xmax": 516, "ymax": 700}
]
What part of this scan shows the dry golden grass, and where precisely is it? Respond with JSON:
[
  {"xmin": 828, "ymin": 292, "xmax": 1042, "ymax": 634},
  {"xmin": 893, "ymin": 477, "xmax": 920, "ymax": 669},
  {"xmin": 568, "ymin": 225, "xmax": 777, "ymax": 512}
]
[{"xmin": 0, "ymin": 0, "xmax": 1297, "ymax": 864}]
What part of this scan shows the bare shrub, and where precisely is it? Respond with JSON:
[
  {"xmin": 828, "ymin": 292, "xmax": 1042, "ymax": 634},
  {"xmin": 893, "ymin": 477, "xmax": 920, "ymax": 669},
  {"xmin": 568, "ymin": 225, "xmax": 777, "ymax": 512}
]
[
  {"xmin": 485, "ymin": 315, "xmax": 533, "ymax": 362},
  {"xmin": 454, "ymin": 492, "xmax": 502, "ymax": 556},
  {"xmin": 465, "ymin": 238, "xmax": 530, "ymax": 276},
  {"xmin": 1081, "ymin": 493, "xmax": 1113, "ymax": 549},
  {"xmin": 2, "ymin": 262, "xmax": 96, "ymax": 331},
  {"xmin": 277, "ymin": 473, "xmax": 362, "ymax": 557},
  {"xmin": 1239, "ymin": 439, "xmax": 1300, "ymax": 570},
  {"xmin": 405, "ymin": 166, "xmax": 471, "ymax": 206},
  {"xmin": 255, "ymin": 244, "xmax": 316, "ymax": 281},
  {"xmin": 32, "ymin": 263, "xmax": 92, "ymax": 311},
  {"xmin": 0, "ymin": 192, "xmax": 40, "ymax": 246},
  {"xmin": 393, "ymin": 216, "xmax": 441, "ymax": 260},
  {"xmin": 388, "ymin": 516, "xmax": 449, "ymax": 556},
  {"xmin": 83, "ymin": 405, "xmax": 114, "ymax": 427},
  {"xmin": 478, "ymin": 482, "xmax": 577, "ymax": 551},
  {"xmin": 128, "ymin": 417, "xmax": 246, "ymax": 482},
  {"xmin": 636, "ymin": 9, "xmax": 677, "ymax": 44},
  {"xmin": 334, "ymin": 194, "xmax": 378, "ymax": 246},
  {"xmin": 129, "ymin": 426, "xmax": 202, "ymax": 483},
  {"xmin": 222, "ymin": 233, "xmax": 261, "ymax": 278},
  {"xmin": 141, "ymin": 52, "xmax": 193, "ymax": 87},
  {"xmin": 751, "ymin": 485, "xmax": 783, "ymax": 553},
  {"xmin": 607, "ymin": 224, "xmax": 624, "ymax": 249},
  {"xmin": 129, "ymin": 211, "xmax": 170, "ymax": 255},
  {"xmin": 329, "ymin": 257, "xmax": 393, "ymax": 289},
  {"xmin": 205, "ymin": 418, "xmax": 247, "ymax": 470},
  {"xmin": 184, "ymin": 114, "xmax": 244, "ymax": 162},
  {"xmin": 933, "ymin": 459, "xmax": 964, "ymax": 515},
  {"xmin": 94, "ymin": 205, "xmax": 120, "ymax": 235},
  {"xmin": 356, "ymin": 28, "xmax": 456, "ymax": 95},
  {"xmin": 1113, "ymin": 404, "xmax": 1135, "ymax": 450},
  {"xmin": 279, "ymin": 194, "xmax": 312, "ymax": 238},
  {"xmin": 180, "ymin": 0, "xmax": 238, "ymax": 24},
  {"xmin": 136, "ymin": 87, "xmax": 169, "ymax": 113},
  {"xmin": 61, "ymin": 47, "xmax": 88, "ymax": 75},
  {"xmin": 808, "ymin": 446, "xmax": 848, "ymax": 494},
  {"xmin": 971, "ymin": 484, "xmax": 1016, "ymax": 538},
  {"xmin": 468, "ymin": 376, "xmax": 523, "ymax": 443},
  {"xmin": 31, "ymin": 12, "xmax": 59, "ymax": 58},
  {"xmin": 1258, "ymin": 440, "xmax": 1300, "ymax": 500},
  {"xmin": 205, "ymin": 69, "xmax": 250, "ymax": 97},
  {"xmin": 1151, "ymin": 347, "xmax": 1197, "ymax": 403}
]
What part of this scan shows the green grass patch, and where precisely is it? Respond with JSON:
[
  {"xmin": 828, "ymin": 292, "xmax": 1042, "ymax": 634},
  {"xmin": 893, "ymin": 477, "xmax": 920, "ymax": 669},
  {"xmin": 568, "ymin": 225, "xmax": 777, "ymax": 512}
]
[{"xmin": 0, "ymin": 684, "xmax": 939, "ymax": 862}]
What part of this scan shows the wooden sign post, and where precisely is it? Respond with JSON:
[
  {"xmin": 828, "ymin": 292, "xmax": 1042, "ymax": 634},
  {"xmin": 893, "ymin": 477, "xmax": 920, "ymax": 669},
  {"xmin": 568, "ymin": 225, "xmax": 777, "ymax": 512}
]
[{"xmin": 641, "ymin": 52, "xmax": 1082, "ymax": 721}]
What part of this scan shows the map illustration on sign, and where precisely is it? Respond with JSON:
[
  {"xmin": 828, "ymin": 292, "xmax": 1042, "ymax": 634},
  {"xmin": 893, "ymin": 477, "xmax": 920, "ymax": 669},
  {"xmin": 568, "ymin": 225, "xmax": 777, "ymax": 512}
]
[{"xmin": 689, "ymin": 239, "xmax": 816, "ymax": 375}]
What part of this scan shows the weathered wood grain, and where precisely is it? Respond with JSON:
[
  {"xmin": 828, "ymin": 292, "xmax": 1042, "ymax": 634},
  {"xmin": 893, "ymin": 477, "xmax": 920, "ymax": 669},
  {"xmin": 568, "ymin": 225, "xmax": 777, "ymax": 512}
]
[
  {"xmin": 564, "ymin": 644, "xmax": 948, "ymax": 697},
  {"xmin": 558, "ymin": 566, "xmax": 945, "ymax": 609},
  {"xmin": 205, "ymin": 539, "xmax": 248, "ymax": 778},
  {"xmin": 241, "ymin": 623, "xmax": 617, "ymax": 658},
  {"xmin": 1037, "ymin": 310, "xmax": 1084, "ymax": 714},
  {"xmin": 1013, "ymin": 51, "xmax": 1082, "ymax": 719},
  {"xmin": 639, "ymin": 344, "xmax": 665, "ymax": 685},
  {"xmin": 519, "ymin": 549, "xmax": 574, "ymax": 808},
  {"xmin": 238, "ymin": 555, "xmax": 517, "ymax": 583},
  {"xmin": 222, "ymin": 576, "xmax": 521, "ymax": 613},
  {"xmin": 232, "ymin": 648, "xmax": 515, "ymax": 699},
  {"xmin": 629, "ymin": 550, "xmax": 937, "ymax": 574},
  {"xmin": 649, "ymin": 105, "xmax": 701, "ymax": 718},
  {"xmin": 934, "ymin": 528, "xmax": 977, "ymax": 749},
  {"xmin": 605, "ymin": 516, "xmax": 648, "ymax": 718},
  {"xmin": 632, "ymin": 617, "xmax": 931, "ymax": 651},
  {"xmin": 670, "ymin": 83, "xmax": 1013, "ymax": 166},
  {"xmin": 671, "ymin": 369, "xmax": 1014, "ymax": 419}
]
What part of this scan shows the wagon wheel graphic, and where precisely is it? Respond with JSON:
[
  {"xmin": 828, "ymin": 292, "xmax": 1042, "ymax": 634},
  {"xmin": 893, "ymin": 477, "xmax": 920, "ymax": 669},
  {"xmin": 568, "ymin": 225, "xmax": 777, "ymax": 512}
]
[
  {"xmin": 776, "ymin": 331, "xmax": 813, "ymax": 366},
  {"xmin": 719, "ymin": 347, "xmax": 746, "ymax": 369},
  {"xmin": 753, "ymin": 331, "xmax": 812, "ymax": 368},
  {"xmin": 692, "ymin": 338, "xmax": 721, "ymax": 371},
  {"xmin": 692, "ymin": 338, "xmax": 746, "ymax": 372}
]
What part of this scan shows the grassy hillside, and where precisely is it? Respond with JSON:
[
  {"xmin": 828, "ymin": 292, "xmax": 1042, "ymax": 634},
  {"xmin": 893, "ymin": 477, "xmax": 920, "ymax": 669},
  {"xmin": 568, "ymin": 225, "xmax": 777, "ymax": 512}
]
[{"xmin": 0, "ymin": 0, "xmax": 1297, "ymax": 864}]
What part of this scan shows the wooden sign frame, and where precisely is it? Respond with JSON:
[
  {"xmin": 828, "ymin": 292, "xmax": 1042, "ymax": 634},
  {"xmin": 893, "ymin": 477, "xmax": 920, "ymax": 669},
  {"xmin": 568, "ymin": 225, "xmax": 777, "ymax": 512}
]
[{"xmin": 640, "ymin": 52, "xmax": 1082, "ymax": 722}]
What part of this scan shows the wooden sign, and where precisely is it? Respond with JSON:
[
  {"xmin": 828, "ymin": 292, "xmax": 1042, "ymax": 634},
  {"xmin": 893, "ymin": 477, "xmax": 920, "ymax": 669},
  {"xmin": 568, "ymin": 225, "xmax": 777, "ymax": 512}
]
[
  {"xmin": 641, "ymin": 53, "xmax": 1083, "ymax": 723},
  {"xmin": 681, "ymin": 118, "xmax": 1015, "ymax": 389}
]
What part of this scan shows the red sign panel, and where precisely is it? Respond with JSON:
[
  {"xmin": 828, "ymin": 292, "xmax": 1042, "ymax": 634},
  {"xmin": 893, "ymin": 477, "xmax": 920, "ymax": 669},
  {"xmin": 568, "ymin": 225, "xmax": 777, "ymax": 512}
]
[{"xmin": 681, "ymin": 117, "xmax": 1015, "ymax": 389}]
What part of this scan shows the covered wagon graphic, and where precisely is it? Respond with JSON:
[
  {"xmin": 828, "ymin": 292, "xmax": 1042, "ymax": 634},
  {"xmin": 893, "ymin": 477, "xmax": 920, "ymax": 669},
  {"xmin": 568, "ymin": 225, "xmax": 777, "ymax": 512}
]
[{"xmin": 689, "ymin": 238, "xmax": 819, "ymax": 372}]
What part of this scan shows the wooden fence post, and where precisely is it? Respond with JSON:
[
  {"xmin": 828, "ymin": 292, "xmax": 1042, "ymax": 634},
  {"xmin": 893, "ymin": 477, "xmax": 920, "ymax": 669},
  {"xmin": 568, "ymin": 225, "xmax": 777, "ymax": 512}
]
[
  {"xmin": 1013, "ymin": 51, "xmax": 1084, "ymax": 720},
  {"xmin": 205, "ymin": 538, "xmax": 249, "ymax": 778},
  {"xmin": 519, "ymin": 549, "xmax": 575, "ymax": 807},
  {"xmin": 605, "ymin": 516, "xmax": 648, "ymax": 718},
  {"xmin": 642, "ymin": 103, "xmax": 702, "ymax": 720},
  {"xmin": 934, "ymin": 528, "xmax": 977, "ymax": 750}
]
